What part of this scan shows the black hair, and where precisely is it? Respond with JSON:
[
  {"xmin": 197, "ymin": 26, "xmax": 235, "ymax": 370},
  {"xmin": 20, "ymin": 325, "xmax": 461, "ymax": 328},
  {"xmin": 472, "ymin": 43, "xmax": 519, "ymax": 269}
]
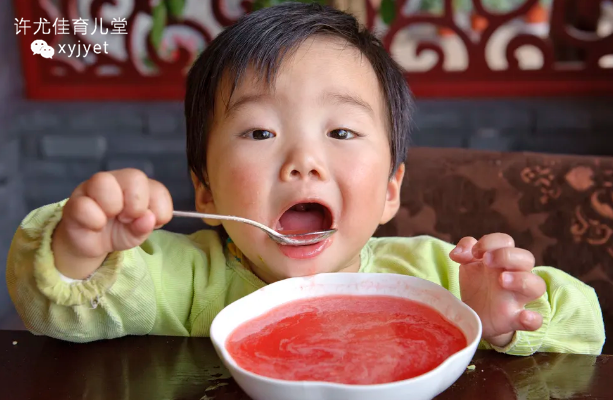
[{"xmin": 185, "ymin": 2, "xmax": 413, "ymax": 186}]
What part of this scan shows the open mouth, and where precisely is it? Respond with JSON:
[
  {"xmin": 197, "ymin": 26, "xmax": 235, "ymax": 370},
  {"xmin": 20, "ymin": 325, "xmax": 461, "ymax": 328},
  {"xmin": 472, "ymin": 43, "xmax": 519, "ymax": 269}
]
[{"xmin": 275, "ymin": 202, "xmax": 333, "ymax": 234}]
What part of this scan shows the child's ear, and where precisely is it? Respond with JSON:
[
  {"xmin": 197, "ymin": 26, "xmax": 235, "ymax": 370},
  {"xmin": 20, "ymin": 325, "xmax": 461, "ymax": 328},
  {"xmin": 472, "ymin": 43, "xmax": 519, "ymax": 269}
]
[
  {"xmin": 379, "ymin": 163, "xmax": 405, "ymax": 225},
  {"xmin": 191, "ymin": 171, "xmax": 222, "ymax": 227}
]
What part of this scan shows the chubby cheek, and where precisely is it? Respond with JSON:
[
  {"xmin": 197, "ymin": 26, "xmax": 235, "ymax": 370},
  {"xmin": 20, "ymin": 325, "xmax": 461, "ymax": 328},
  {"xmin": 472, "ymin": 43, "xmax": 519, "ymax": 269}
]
[
  {"xmin": 210, "ymin": 159, "xmax": 272, "ymax": 253},
  {"xmin": 337, "ymin": 155, "xmax": 390, "ymax": 234},
  {"xmin": 211, "ymin": 138, "xmax": 279, "ymax": 214},
  {"xmin": 212, "ymin": 160, "xmax": 265, "ymax": 215}
]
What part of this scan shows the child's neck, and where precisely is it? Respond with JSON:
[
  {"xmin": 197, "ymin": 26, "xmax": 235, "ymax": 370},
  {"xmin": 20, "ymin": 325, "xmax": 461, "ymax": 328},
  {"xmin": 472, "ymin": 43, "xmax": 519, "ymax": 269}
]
[{"xmin": 247, "ymin": 253, "xmax": 362, "ymax": 284}]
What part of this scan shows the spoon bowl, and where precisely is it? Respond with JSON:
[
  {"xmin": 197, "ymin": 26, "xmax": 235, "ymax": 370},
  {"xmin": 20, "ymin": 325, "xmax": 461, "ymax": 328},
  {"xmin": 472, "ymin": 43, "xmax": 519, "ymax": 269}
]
[{"xmin": 172, "ymin": 210, "xmax": 336, "ymax": 246}]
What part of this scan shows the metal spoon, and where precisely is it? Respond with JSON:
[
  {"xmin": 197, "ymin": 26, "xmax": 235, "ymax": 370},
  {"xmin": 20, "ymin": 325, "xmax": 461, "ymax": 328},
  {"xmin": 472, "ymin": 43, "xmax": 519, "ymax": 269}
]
[{"xmin": 172, "ymin": 210, "xmax": 336, "ymax": 246}]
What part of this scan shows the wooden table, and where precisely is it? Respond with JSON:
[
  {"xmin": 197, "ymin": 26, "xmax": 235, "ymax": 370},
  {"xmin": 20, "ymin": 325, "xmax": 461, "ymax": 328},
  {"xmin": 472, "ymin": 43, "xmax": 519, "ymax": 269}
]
[{"xmin": 1, "ymin": 330, "xmax": 611, "ymax": 400}]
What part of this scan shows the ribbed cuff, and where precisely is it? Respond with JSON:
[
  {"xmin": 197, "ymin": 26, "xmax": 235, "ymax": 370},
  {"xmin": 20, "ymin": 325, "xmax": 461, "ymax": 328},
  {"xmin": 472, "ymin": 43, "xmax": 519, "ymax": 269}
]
[
  {"xmin": 32, "ymin": 203, "xmax": 123, "ymax": 307},
  {"xmin": 489, "ymin": 293, "xmax": 552, "ymax": 356}
]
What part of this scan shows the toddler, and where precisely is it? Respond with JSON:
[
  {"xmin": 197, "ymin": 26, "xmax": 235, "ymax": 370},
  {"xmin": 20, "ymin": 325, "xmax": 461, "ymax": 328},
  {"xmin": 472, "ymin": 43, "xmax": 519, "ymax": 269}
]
[{"xmin": 6, "ymin": 3, "xmax": 605, "ymax": 355}]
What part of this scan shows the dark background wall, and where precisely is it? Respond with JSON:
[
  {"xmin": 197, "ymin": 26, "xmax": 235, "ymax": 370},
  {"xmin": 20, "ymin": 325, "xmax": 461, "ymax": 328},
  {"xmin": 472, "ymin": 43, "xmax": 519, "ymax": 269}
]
[
  {"xmin": 1, "ymin": 0, "xmax": 613, "ymax": 328},
  {"xmin": 1, "ymin": 0, "xmax": 27, "ymax": 329},
  {"xmin": 11, "ymin": 98, "xmax": 613, "ymax": 210}
]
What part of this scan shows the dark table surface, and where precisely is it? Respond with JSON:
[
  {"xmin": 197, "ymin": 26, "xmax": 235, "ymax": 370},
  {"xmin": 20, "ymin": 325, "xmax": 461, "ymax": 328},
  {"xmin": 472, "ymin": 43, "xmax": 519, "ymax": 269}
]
[{"xmin": 1, "ymin": 330, "xmax": 612, "ymax": 400}]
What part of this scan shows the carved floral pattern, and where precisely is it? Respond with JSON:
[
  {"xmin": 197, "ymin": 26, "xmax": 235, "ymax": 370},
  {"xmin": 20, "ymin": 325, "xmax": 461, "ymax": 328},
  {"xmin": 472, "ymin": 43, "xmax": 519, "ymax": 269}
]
[{"xmin": 13, "ymin": 0, "xmax": 613, "ymax": 99}]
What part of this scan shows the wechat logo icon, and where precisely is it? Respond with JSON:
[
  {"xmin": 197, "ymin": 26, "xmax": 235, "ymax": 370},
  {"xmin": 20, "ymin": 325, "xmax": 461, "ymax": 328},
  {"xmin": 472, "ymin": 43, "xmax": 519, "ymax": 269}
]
[{"xmin": 31, "ymin": 39, "xmax": 54, "ymax": 59}]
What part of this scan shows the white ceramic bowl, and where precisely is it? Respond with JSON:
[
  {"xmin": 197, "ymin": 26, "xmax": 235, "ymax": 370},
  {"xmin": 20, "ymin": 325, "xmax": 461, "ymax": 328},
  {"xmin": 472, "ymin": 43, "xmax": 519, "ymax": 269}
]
[{"xmin": 210, "ymin": 273, "xmax": 482, "ymax": 400}]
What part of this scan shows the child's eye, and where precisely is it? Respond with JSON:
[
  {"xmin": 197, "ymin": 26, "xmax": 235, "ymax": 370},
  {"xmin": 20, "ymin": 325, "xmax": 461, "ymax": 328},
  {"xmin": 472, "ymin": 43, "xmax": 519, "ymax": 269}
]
[
  {"xmin": 245, "ymin": 129, "xmax": 276, "ymax": 140},
  {"xmin": 328, "ymin": 129, "xmax": 356, "ymax": 140}
]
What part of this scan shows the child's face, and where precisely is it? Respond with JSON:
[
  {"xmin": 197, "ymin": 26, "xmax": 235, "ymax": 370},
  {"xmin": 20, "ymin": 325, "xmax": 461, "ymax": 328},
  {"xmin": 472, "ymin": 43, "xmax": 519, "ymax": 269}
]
[{"xmin": 195, "ymin": 36, "xmax": 404, "ymax": 282}]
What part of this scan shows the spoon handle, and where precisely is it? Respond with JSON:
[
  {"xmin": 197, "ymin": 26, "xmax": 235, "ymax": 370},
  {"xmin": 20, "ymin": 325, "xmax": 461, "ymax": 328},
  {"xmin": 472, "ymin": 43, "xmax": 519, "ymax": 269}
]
[{"xmin": 172, "ymin": 210, "xmax": 278, "ymax": 237}]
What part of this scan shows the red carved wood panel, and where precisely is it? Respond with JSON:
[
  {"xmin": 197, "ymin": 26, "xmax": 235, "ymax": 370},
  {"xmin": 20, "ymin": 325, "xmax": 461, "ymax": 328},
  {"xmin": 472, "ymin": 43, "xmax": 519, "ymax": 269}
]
[{"xmin": 11, "ymin": 0, "xmax": 613, "ymax": 100}]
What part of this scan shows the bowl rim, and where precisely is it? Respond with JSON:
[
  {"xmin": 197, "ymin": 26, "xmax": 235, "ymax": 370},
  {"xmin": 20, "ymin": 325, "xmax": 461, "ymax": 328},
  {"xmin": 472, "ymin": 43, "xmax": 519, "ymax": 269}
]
[{"xmin": 210, "ymin": 272, "xmax": 482, "ymax": 390}]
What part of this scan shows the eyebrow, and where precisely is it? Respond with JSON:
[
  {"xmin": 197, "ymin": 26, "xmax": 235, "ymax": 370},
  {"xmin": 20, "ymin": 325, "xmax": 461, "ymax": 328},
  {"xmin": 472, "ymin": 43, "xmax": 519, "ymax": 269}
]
[
  {"xmin": 321, "ymin": 91, "xmax": 374, "ymax": 117},
  {"xmin": 224, "ymin": 91, "xmax": 375, "ymax": 117},
  {"xmin": 225, "ymin": 93, "xmax": 270, "ymax": 116}
]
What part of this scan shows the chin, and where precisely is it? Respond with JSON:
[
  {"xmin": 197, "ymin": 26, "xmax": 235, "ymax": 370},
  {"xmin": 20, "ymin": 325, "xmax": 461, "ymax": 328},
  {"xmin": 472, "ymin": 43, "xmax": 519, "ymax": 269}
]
[{"xmin": 268, "ymin": 257, "xmax": 331, "ymax": 280}]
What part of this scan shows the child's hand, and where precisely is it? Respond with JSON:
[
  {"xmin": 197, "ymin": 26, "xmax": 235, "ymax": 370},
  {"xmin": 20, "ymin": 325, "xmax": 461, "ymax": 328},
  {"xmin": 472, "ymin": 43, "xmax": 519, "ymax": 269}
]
[
  {"xmin": 449, "ymin": 234, "xmax": 546, "ymax": 348},
  {"xmin": 52, "ymin": 169, "xmax": 173, "ymax": 279}
]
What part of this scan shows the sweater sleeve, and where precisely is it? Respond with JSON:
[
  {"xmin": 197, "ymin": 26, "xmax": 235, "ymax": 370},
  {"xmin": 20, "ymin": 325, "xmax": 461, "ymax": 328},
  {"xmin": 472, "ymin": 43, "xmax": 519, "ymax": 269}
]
[
  {"xmin": 486, "ymin": 266, "xmax": 605, "ymax": 356},
  {"xmin": 365, "ymin": 236, "xmax": 606, "ymax": 356},
  {"xmin": 5, "ymin": 200, "xmax": 217, "ymax": 343}
]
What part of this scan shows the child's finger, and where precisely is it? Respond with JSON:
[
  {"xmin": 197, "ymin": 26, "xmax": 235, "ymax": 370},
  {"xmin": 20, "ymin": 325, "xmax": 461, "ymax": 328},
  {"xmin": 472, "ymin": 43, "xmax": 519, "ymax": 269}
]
[
  {"xmin": 472, "ymin": 233, "xmax": 515, "ymax": 259},
  {"xmin": 484, "ymin": 247, "xmax": 535, "ymax": 271},
  {"xmin": 127, "ymin": 210, "xmax": 156, "ymax": 237},
  {"xmin": 449, "ymin": 236, "xmax": 478, "ymax": 263},
  {"xmin": 63, "ymin": 195, "xmax": 108, "ymax": 232},
  {"xmin": 109, "ymin": 210, "xmax": 156, "ymax": 252},
  {"xmin": 500, "ymin": 271, "xmax": 546, "ymax": 301},
  {"xmin": 149, "ymin": 179, "xmax": 173, "ymax": 229},
  {"xmin": 83, "ymin": 172, "xmax": 124, "ymax": 218},
  {"xmin": 111, "ymin": 169, "xmax": 150, "ymax": 222},
  {"xmin": 516, "ymin": 310, "xmax": 543, "ymax": 332}
]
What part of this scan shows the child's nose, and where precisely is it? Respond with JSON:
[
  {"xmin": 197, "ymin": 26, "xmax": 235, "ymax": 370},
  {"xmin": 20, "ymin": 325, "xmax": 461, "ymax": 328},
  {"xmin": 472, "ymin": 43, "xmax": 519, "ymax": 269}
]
[{"xmin": 279, "ymin": 146, "xmax": 328, "ymax": 182}]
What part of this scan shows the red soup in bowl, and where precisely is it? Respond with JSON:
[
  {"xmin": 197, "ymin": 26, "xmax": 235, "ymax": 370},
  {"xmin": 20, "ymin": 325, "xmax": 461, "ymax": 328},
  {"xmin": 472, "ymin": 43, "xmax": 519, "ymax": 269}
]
[{"xmin": 226, "ymin": 294, "xmax": 467, "ymax": 385}]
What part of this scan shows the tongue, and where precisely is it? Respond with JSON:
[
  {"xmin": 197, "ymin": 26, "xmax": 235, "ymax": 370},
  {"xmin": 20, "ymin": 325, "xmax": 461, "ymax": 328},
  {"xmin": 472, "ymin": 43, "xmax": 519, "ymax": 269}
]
[{"xmin": 278, "ymin": 210, "xmax": 324, "ymax": 233}]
